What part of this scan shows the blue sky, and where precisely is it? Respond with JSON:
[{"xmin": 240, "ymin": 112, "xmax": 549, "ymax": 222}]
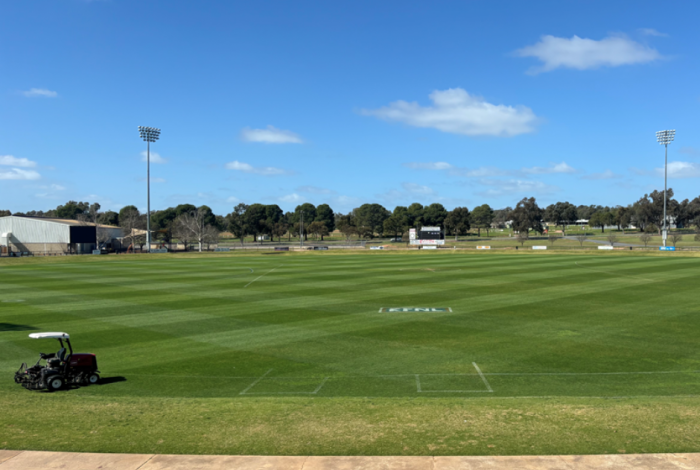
[{"xmin": 2, "ymin": 0, "xmax": 699, "ymax": 215}]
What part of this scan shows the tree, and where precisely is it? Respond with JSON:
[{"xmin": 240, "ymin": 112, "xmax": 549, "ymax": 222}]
[
  {"xmin": 271, "ymin": 222, "xmax": 288, "ymax": 242},
  {"xmin": 470, "ymin": 204, "xmax": 493, "ymax": 237},
  {"xmin": 173, "ymin": 207, "xmax": 214, "ymax": 252},
  {"xmin": 548, "ymin": 233, "xmax": 560, "ymax": 245},
  {"xmin": 575, "ymin": 234, "xmax": 587, "ymax": 247},
  {"xmin": 639, "ymin": 233, "xmax": 652, "ymax": 247},
  {"xmin": 202, "ymin": 225, "xmax": 220, "ymax": 250},
  {"xmin": 119, "ymin": 206, "xmax": 143, "ymax": 251},
  {"xmin": 383, "ymin": 215, "xmax": 407, "ymax": 239},
  {"xmin": 614, "ymin": 206, "xmax": 631, "ymax": 232},
  {"xmin": 695, "ymin": 233, "xmax": 700, "ymax": 243},
  {"xmin": 354, "ymin": 204, "xmax": 390, "ymax": 237},
  {"xmin": 492, "ymin": 207, "xmax": 512, "ymax": 229},
  {"xmin": 339, "ymin": 223, "xmax": 357, "ymax": 242},
  {"xmin": 151, "ymin": 207, "xmax": 178, "ymax": 246},
  {"xmin": 392, "ymin": 206, "xmax": 410, "ymax": 228},
  {"xmin": 99, "ymin": 210, "xmax": 119, "ymax": 227},
  {"xmin": 422, "ymin": 203, "xmax": 448, "ymax": 228},
  {"xmin": 510, "ymin": 198, "xmax": 544, "ymax": 234},
  {"xmin": 516, "ymin": 231, "xmax": 529, "ymax": 246},
  {"xmin": 315, "ymin": 204, "xmax": 335, "ymax": 239},
  {"xmin": 55, "ymin": 201, "xmax": 89, "ymax": 220},
  {"xmin": 227, "ymin": 203, "xmax": 250, "ymax": 245},
  {"xmin": 406, "ymin": 203, "xmax": 425, "ymax": 228},
  {"xmin": 307, "ymin": 221, "xmax": 329, "ymax": 240},
  {"xmin": 633, "ymin": 189, "xmax": 679, "ymax": 234},
  {"xmin": 244, "ymin": 204, "xmax": 268, "ymax": 243},
  {"xmin": 607, "ymin": 234, "xmax": 618, "ymax": 246},
  {"xmin": 444, "ymin": 207, "xmax": 470, "ymax": 240},
  {"xmin": 589, "ymin": 211, "xmax": 614, "ymax": 233},
  {"xmin": 669, "ymin": 233, "xmax": 683, "ymax": 247},
  {"xmin": 292, "ymin": 203, "xmax": 316, "ymax": 240},
  {"xmin": 0, "ymin": 210, "xmax": 11, "ymax": 217},
  {"xmin": 544, "ymin": 202, "xmax": 578, "ymax": 234}
]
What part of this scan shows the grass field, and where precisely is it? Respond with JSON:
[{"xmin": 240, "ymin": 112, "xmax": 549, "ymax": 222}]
[{"xmin": 1, "ymin": 251, "xmax": 700, "ymax": 456}]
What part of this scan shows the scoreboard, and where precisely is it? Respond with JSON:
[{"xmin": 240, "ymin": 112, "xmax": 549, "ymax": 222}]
[{"xmin": 409, "ymin": 226, "xmax": 445, "ymax": 245}]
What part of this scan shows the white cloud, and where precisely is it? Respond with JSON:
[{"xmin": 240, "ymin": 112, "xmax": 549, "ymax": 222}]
[
  {"xmin": 225, "ymin": 160, "xmax": 292, "ymax": 176},
  {"xmin": 477, "ymin": 179, "xmax": 558, "ymax": 197},
  {"xmin": 403, "ymin": 162, "xmax": 453, "ymax": 170},
  {"xmin": 240, "ymin": 125, "xmax": 303, "ymax": 144},
  {"xmin": 297, "ymin": 185, "xmax": 336, "ymax": 195},
  {"xmin": 639, "ymin": 28, "xmax": 668, "ymax": 37},
  {"xmin": 140, "ymin": 151, "xmax": 167, "ymax": 164},
  {"xmin": 401, "ymin": 182, "xmax": 434, "ymax": 195},
  {"xmin": 0, "ymin": 155, "xmax": 37, "ymax": 167},
  {"xmin": 226, "ymin": 196, "xmax": 240, "ymax": 203},
  {"xmin": 581, "ymin": 170, "xmax": 621, "ymax": 180},
  {"xmin": 0, "ymin": 168, "xmax": 41, "ymax": 180},
  {"xmin": 22, "ymin": 88, "xmax": 58, "ymax": 98},
  {"xmin": 515, "ymin": 35, "xmax": 663, "ymax": 74},
  {"xmin": 521, "ymin": 162, "xmax": 578, "ymax": 175},
  {"xmin": 656, "ymin": 161, "xmax": 700, "ymax": 179},
  {"xmin": 362, "ymin": 88, "xmax": 538, "ymax": 137},
  {"xmin": 280, "ymin": 193, "xmax": 302, "ymax": 203}
]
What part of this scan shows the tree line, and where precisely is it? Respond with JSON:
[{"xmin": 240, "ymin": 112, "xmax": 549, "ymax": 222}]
[{"xmin": 3, "ymin": 188, "xmax": 700, "ymax": 247}]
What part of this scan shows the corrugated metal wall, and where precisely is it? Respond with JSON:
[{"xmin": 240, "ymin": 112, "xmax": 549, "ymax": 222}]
[{"xmin": 0, "ymin": 217, "xmax": 71, "ymax": 243}]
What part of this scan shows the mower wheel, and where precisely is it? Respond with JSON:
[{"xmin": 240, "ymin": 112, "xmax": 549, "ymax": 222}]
[
  {"xmin": 46, "ymin": 375, "xmax": 64, "ymax": 392},
  {"xmin": 87, "ymin": 373, "xmax": 100, "ymax": 385}
]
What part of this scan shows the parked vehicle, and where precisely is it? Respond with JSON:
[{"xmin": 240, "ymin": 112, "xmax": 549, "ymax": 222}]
[{"xmin": 15, "ymin": 332, "xmax": 99, "ymax": 392}]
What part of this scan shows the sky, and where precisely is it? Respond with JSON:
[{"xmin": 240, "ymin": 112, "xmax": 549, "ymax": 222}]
[{"xmin": 2, "ymin": 0, "xmax": 700, "ymax": 216}]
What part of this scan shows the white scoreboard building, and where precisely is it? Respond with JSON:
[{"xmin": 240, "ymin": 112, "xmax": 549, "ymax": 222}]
[{"xmin": 409, "ymin": 226, "xmax": 445, "ymax": 245}]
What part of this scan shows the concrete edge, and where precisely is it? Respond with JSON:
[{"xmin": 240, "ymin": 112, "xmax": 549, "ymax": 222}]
[{"xmin": 1, "ymin": 451, "xmax": 699, "ymax": 470}]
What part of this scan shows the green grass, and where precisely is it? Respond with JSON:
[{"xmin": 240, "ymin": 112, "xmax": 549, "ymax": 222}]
[{"xmin": 1, "ymin": 251, "xmax": 700, "ymax": 455}]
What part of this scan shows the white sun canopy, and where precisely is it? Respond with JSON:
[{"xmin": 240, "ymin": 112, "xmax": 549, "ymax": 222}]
[{"xmin": 29, "ymin": 332, "xmax": 70, "ymax": 340}]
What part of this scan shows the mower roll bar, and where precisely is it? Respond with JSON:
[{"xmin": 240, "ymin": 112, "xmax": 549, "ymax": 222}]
[{"xmin": 58, "ymin": 338, "xmax": 73, "ymax": 356}]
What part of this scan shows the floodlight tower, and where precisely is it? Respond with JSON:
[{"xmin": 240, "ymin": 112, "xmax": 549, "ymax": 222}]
[
  {"xmin": 656, "ymin": 129, "xmax": 675, "ymax": 247},
  {"xmin": 138, "ymin": 126, "xmax": 161, "ymax": 253},
  {"xmin": 299, "ymin": 210, "xmax": 304, "ymax": 248}
]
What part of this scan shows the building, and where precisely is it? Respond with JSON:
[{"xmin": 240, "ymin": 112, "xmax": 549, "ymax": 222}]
[{"xmin": 0, "ymin": 216, "xmax": 123, "ymax": 255}]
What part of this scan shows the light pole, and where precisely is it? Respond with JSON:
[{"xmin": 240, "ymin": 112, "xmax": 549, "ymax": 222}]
[
  {"xmin": 138, "ymin": 126, "xmax": 161, "ymax": 253},
  {"xmin": 299, "ymin": 210, "xmax": 304, "ymax": 248},
  {"xmin": 656, "ymin": 129, "xmax": 675, "ymax": 247}
]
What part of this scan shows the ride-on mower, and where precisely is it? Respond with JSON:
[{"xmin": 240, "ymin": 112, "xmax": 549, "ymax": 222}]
[{"xmin": 15, "ymin": 332, "xmax": 99, "ymax": 392}]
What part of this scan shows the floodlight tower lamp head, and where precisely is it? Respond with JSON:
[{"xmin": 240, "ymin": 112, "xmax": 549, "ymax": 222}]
[
  {"xmin": 656, "ymin": 129, "xmax": 676, "ymax": 145},
  {"xmin": 138, "ymin": 126, "xmax": 161, "ymax": 143}
]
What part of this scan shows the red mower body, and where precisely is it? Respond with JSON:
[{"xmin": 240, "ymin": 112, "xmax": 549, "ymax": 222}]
[{"xmin": 70, "ymin": 353, "xmax": 98, "ymax": 370}]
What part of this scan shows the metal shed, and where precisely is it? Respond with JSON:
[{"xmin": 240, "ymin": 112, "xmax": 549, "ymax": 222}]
[{"xmin": 0, "ymin": 216, "xmax": 123, "ymax": 255}]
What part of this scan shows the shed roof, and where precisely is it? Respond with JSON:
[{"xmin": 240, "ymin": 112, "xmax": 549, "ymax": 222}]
[{"xmin": 0, "ymin": 215, "xmax": 118, "ymax": 229}]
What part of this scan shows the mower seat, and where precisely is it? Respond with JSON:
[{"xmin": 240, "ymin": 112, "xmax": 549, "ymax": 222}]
[{"xmin": 56, "ymin": 348, "xmax": 66, "ymax": 362}]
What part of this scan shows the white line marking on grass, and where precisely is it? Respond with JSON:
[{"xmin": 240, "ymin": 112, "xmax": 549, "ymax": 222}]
[
  {"xmin": 244, "ymin": 266, "xmax": 281, "ymax": 288},
  {"xmin": 415, "ymin": 372, "xmax": 493, "ymax": 393},
  {"xmin": 2, "ymin": 299, "xmax": 25, "ymax": 303},
  {"xmin": 312, "ymin": 377, "xmax": 329, "ymax": 394},
  {"xmin": 473, "ymin": 362, "xmax": 493, "ymax": 392},
  {"xmin": 239, "ymin": 369, "xmax": 273, "ymax": 395},
  {"xmin": 242, "ymin": 376, "xmax": 331, "ymax": 395},
  {"xmin": 484, "ymin": 370, "xmax": 700, "ymax": 376}
]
